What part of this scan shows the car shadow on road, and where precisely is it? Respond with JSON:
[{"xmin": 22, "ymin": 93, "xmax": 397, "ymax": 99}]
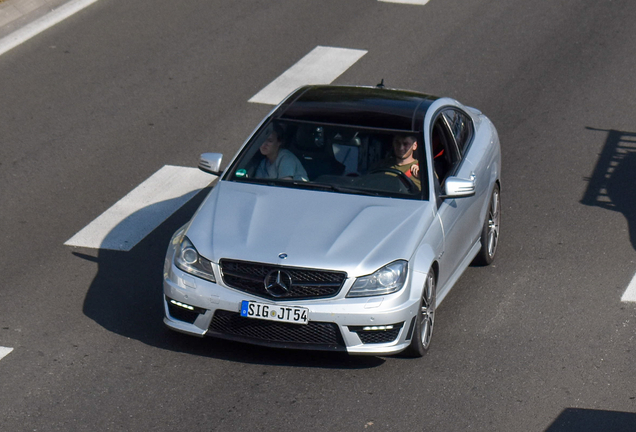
[
  {"xmin": 74, "ymin": 187, "xmax": 384, "ymax": 369},
  {"xmin": 544, "ymin": 408, "xmax": 636, "ymax": 432},
  {"xmin": 581, "ymin": 128, "xmax": 636, "ymax": 251}
]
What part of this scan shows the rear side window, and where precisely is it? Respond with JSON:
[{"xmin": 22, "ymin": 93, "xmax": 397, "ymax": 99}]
[{"xmin": 442, "ymin": 109, "xmax": 473, "ymax": 156}]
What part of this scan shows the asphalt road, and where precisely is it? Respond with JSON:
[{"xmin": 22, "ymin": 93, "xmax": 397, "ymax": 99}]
[{"xmin": 1, "ymin": 0, "xmax": 636, "ymax": 430}]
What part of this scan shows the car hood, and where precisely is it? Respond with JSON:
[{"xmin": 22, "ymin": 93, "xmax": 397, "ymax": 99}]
[{"xmin": 186, "ymin": 181, "xmax": 434, "ymax": 276}]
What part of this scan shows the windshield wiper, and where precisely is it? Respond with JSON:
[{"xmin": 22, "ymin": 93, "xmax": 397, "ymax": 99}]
[
  {"xmin": 289, "ymin": 181, "xmax": 336, "ymax": 191},
  {"xmin": 289, "ymin": 181, "xmax": 380, "ymax": 196},
  {"xmin": 235, "ymin": 178, "xmax": 380, "ymax": 196}
]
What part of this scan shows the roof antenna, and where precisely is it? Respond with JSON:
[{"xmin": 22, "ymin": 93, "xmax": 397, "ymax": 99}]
[{"xmin": 376, "ymin": 79, "xmax": 385, "ymax": 89}]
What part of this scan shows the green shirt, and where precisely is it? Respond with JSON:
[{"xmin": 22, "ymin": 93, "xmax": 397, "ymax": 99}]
[{"xmin": 375, "ymin": 158, "xmax": 421, "ymax": 191}]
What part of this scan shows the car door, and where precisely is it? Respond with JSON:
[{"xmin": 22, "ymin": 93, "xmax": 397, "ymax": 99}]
[
  {"xmin": 444, "ymin": 108, "xmax": 493, "ymax": 250},
  {"xmin": 431, "ymin": 110, "xmax": 476, "ymax": 288}
]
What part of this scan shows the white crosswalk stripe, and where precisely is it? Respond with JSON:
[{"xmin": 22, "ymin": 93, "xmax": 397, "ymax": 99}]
[
  {"xmin": 0, "ymin": 346, "xmax": 13, "ymax": 362},
  {"xmin": 378, "ymin": 0, "xmax": 430, "ymax": 4},
  {"xmin": 0, "ymin": 0, "xmax": 101, "ymax": 57},
  {"xmin": 248, "ymin": 46, "xmax": 367, "ymax": 105},
  {"xmin": 64, "ymin": 165, "xmax": 214, "ymax": 251},
  {"xmin": 622, "ymin": 272, "xmax": 636, "ymax": 302}
]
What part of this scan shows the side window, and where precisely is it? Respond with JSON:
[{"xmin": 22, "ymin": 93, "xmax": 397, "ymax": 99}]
[
  {"xmin": 431, "ymin": 116, "xmax": 460, "ymax": 184},
  {"xmin": 442, "ymin": 109, "xmax": 474, "ymax": 156}
]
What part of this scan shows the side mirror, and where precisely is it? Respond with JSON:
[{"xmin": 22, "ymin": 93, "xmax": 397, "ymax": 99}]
[
  {"xmin": 442, "ymin": 176, "xmax": 475, "ymax": 198},
  {"xmin": 198, "ymin": 153, "xmax": 223, "ymax": 175}
]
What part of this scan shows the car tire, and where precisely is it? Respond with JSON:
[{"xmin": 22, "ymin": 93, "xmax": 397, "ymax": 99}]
[
  {"xmin": 404, "ymin": 268, "xmax": 436, "ymax": 357},
  {"xmin": 473, "ymin": 183, "xmax": 500, "ymax": 266}
]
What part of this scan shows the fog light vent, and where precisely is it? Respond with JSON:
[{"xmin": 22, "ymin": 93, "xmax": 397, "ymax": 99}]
[
  {"xmin": 166, "ymin": 296, "xmax": 206, "ymax": 324},
  {"xmin": 349, "ymin": 322, "xmax": 403, "ymax": 344}
]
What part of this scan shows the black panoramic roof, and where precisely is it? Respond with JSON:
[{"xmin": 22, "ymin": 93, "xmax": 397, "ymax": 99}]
[{"xmin": 277, "ymin": 85, "xmax": 438, "ymax": 132}]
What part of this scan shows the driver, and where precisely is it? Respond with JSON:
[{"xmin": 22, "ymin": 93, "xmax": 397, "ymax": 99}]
[{"xmin": 372, "ymin": 134, "xmax": 421, "ymax": 190}]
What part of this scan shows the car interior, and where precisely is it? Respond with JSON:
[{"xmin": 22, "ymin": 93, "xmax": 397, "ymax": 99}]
[{"xmin": 234, "ymin": 121, "xmax": 428, "ymax": 197}]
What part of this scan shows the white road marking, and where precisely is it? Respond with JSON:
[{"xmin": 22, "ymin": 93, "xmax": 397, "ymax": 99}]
[
  {"xmin": 0, "ymin": 0, "xmax": 100, "ymax": 57},
  {"xmin": 622, "ymin": 272, "xmax": 636, "ymax": 302},
  {"xmin": 378, "ymin": 0, "xmax": 430, "ymax": 4},
  {"xmin": 64, "ymin": 165, "xmax": 214, "ymax": 251},
  {"xmin": 248, "ymin": 46, "xmax": 367, "ymax": 105},
  {"xmin": 0, "ymin": 346, "xmax": 13, "ymax": 362}
]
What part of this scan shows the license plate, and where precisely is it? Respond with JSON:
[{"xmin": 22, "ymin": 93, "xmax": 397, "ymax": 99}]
[{"xmin": 240, "ymin": 300, "xmax": 308, "ymax": 325}]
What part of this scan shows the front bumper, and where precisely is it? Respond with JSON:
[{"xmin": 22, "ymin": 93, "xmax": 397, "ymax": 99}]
[{"xmin": 163, "ymin": 260, "xmax": 425, "ymax": 356}]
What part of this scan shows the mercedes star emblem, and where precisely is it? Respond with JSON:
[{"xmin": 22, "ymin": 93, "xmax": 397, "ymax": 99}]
[{"xmin": 264, "ymin": 269, "xmax": 293, "ymax": 297}]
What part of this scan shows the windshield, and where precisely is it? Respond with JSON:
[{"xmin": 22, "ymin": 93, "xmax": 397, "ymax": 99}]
[{"xmin": 225, "ymin": 120, "xmax": 429, "ymax": 200}]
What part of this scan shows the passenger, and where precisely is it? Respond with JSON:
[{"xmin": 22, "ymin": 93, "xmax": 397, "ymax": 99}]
[
  {"xmin": 254, "ymin": 124, "xmax": 308, "ymax": 181},
  {"xmin": 373, "ymin": 134, "xmax": 421, "ymax": 190}
]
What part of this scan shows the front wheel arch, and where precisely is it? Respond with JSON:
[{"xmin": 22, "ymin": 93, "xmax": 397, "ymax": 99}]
[{"xmin": 402, "ymin": 267, "xmax": 437, "ymax": 357}]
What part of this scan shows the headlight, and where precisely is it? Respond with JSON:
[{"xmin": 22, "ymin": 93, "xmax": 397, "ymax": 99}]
[
  {"xmin": 347, "ymin": 260, "xmax": 408, "ymax": 298},
  {"xmin": 174, "ymin": 236, "xmax": 216, "ymax": 283}
]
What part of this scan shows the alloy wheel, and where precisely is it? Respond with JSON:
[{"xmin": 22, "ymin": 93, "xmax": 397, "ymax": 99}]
[
  {"xmin": 420, "ymin": 271, "xmax": 436, "ymax": 349},
  {"xmin": 487, "ymin": 189, "xmax": 500, "ymax": 258}
]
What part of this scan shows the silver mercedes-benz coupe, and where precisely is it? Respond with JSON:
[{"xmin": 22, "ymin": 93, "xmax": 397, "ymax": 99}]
[{"xmin": 163, "ymin": 85, "xmax": 501, "ymax": 356}]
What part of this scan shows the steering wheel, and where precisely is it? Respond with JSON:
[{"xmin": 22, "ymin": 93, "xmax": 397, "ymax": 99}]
[{"xmin": 369, "ymin": 168, "xmax": 417, "ymax": 193}]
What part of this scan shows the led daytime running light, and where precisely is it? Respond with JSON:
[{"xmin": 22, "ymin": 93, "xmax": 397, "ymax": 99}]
[
  {"xmin": 170, "ymin": 300, "xmax": 194, "ymax": 311},
  {"xmin": 362, "ymin": 325, "xmax": 394, "ymax": 331}
]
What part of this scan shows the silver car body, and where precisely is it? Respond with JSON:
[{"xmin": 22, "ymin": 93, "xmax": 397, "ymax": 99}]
[{"xmin": 163, "ymin": 86, "xmax": 501, "ymax": 355}]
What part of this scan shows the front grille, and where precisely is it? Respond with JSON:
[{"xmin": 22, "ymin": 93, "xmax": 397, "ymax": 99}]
[
  {"xmin": 220, "ymin": 259, "xmax": 346, "ymax": 300},
  {"xmin": 209, "ymin": 310, "xmax": 344, "ymax": 349}
]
